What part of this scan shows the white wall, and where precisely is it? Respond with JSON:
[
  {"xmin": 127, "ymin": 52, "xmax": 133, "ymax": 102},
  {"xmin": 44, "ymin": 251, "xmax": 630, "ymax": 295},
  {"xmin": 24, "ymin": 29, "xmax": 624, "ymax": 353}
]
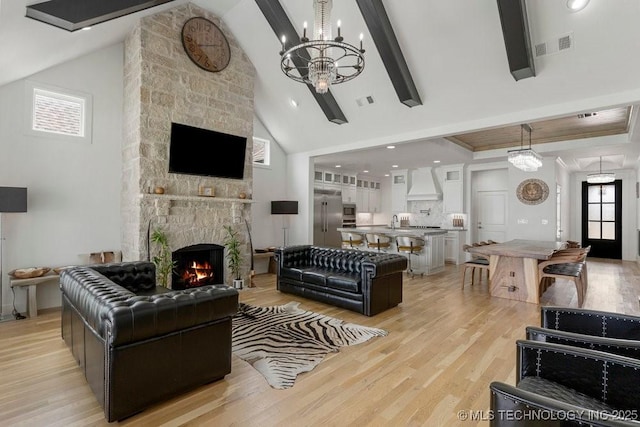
[
  {"xmin": 0, "ymin": 44, "xmax": 124, "ymax": 315},
  {"xmin": 287, "ymin": 152, "xmax": 313, "ymax": 245},
  {"xmin": 251, "ymin": 117, "xmax": 288, "ymax": 272},
  {"xmin": 507, "ymin": 157, "xmax": 557, "ymax": 241}
]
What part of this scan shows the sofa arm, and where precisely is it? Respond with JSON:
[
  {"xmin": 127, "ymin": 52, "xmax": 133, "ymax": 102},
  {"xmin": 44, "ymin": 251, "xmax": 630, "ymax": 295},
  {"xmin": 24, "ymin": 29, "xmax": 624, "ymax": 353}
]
[
  {"xmin": 490, "ymin": 382, "xmax": 639, "ymax": 427},
  {"xmin": 105, "ymin": 285, "xmax": 238, "ymax": 346},
  {"xmin": 517, "ymin": 340, "xmax": 640, "ymax": 411},
  {"xmin": 540, "ymin": 307, "xmax": 640, "ymax": 340},
  {"xmin": 526, "ymin": 326, "xmax": 640, "ymax": 359},
  {"xmin": 275, "ymin": 245, "xmax": 311, "ymax": 269},
  {"xmin": 362, "ymin": 253, "xmax": 408, "ymax": 278}
]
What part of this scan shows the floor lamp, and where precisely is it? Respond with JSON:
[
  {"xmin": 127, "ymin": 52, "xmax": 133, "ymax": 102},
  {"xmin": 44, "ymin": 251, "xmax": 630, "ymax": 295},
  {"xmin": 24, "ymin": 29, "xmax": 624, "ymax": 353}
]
[
  {"xmin": 0, "ymin": 187, "xmax": 28, "ymax": 322},
  {"xmin": 271, "ymin": 201, "xmax": 298, "ymax": 247}
]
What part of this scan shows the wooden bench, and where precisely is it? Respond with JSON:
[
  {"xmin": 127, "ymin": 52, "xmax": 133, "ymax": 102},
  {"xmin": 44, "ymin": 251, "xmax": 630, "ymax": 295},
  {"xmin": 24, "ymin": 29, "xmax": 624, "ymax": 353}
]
[{"xmin": 10, "ymin": 272, "xmax": 60, "ymax": 318}]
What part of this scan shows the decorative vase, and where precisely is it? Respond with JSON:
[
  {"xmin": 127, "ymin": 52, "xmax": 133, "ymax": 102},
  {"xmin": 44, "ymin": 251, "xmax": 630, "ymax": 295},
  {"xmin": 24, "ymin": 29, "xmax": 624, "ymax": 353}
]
[{"xmin": 233, "ymin": 278, "xmax": 244, "ymax": 289}]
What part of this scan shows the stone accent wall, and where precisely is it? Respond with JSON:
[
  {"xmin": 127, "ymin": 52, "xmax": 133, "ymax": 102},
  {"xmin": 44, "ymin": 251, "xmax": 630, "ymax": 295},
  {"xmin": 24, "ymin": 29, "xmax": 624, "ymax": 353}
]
[{"xmin": 122, "ymin": 4, "xmax": 255, "ymax": 287}]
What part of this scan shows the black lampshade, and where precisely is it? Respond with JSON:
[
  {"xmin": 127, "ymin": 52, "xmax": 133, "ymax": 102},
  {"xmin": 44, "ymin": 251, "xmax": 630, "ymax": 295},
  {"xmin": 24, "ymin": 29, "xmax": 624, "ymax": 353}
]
[
  {"xmin": 0, "ymin": 187, "xmax": 27, "ymax": 212},
  {"xmin": 271, "ymin": 201, "xmax": 298, "ymax": 215}
]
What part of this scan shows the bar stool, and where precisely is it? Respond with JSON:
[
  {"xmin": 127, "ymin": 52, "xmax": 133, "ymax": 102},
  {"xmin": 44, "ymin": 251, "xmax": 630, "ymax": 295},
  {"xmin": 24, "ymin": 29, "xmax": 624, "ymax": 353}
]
[
  {"xmin": 365, "ymin": 233, "xmax": 392, "ymax": 252},
  {"xmin": 341, "ymin": 232, "xmax": 365, "ymax": 250},
  {"xmin": 396, "ymin": 236, "xmax": 425, "ymax": 277}
]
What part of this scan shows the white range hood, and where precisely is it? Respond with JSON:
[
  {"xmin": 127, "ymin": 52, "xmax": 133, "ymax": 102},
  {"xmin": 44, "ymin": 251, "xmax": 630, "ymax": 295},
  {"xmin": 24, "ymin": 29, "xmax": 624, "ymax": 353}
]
[{"xmin": 406, "ymin": 167, "xmax": 442, "ymax": 201}]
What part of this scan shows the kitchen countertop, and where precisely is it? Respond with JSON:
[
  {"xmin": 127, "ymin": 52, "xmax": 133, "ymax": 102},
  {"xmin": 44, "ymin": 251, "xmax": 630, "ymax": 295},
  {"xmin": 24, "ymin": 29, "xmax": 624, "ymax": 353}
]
[{"xmin": 338, "ymin": 226, "xmax": 448, "ymax": 236}]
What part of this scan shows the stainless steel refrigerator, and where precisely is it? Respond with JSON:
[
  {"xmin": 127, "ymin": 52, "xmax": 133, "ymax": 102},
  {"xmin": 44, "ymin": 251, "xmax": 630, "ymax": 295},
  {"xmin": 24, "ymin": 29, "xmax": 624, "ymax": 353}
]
[{"xmin": 313, "ymin": 189, "xmax": 343, "ymax": 248}]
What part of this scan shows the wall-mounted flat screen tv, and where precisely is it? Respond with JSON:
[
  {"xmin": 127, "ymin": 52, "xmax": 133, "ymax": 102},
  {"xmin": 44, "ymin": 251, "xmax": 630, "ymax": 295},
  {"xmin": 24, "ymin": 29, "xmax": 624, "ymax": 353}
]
[{"xmin": 168, "ymin": 122, "xmax": 247, "ymax": 179}]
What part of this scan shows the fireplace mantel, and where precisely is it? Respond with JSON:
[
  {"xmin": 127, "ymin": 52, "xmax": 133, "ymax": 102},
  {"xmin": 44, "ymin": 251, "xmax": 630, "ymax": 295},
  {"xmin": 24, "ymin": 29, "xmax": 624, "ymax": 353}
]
[
  {"xmin": 139, "ymin": 194, "xmax": 254, "ymax": 204},
  {"xmin": 140, "ymin": 193, "xmax": 253, "ymax": 221}
]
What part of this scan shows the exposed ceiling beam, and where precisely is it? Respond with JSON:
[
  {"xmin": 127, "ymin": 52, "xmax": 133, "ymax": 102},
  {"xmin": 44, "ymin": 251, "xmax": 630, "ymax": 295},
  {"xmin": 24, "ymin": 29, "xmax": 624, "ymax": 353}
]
[
  {"xmin": 355, "ymin": 0, "xmax": 422, "ymax": 108},
  {"xmin": 496, "ymin": 0, "xmax": 536, "ymax": 81},
  {"xmin": 254, "ymin": 0, "xmax": 348, "ymax": 125},
  {"xmin": 26, "ymin": 0, "xmax": 175, "ymax": 32}
]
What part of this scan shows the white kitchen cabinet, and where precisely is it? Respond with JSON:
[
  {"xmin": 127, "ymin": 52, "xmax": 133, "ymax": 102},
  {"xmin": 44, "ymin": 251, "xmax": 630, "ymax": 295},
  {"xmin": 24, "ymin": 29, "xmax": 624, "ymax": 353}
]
[
  {"xmin": 391, "ymin": 169, "xmax": 409, "ymax": 213},
  {"xmin": 340, "ymin": 174, "xmax": 357, "ymax": 203},
  {"xmin": 356, "ymin": 187, "xmax": 370, "ymax": 212},
  {"xmin": 441, "ymin": 164, "xmax": 464, "ymax": 213},
  {"xmin": 423, "ymin": 233, "xmax": 445, "ymax": 274},
  {"xmin": 369, "ymin": 186, "xmax": 381, "ymax": 213},
  {"xmin": 444, "ymin": 231, "xmax": 465, "ymax": 265}
]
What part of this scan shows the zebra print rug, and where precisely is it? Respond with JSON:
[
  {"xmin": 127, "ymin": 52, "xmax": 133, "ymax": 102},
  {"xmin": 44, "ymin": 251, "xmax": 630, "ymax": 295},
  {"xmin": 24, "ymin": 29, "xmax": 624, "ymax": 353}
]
[{"xmin": 231, "ymin": 302, "xmax": 388, "ymax": 389}]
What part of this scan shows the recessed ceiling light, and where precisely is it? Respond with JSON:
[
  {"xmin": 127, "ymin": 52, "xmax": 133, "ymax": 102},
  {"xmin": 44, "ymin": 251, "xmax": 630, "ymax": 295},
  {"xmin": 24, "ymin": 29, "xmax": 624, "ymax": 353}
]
[
  {"xmin": 386, "ymin": 145, "xmax": 395, "ymax": 149},
  {"xmin": 392, "ymin": 165, "xmax": 398, "ymax": 168},
  {"xmin": 335, "ymin": 164, "xmax": 341, "ymax": 168},
  {"xmin": 433, "ymin": 160, "xmax": 441, "ymax": 163},
  {"xmin": 566, "ymin": 0, "xmax": 590, "ymax": 12},
  {"xmin": 363, "ymin": 170, "xmax": 369, "ymax": 173},
  {"xmin": 289, "ymin": 99, "xmax": 298, "ymax": 108},
  {"xmin": 81, "ymin": 26, "xmax": 92, "ymax": 31},
  {"xmin": 384, "ymin": 174, "xmax": 390, "ymax": 177}
]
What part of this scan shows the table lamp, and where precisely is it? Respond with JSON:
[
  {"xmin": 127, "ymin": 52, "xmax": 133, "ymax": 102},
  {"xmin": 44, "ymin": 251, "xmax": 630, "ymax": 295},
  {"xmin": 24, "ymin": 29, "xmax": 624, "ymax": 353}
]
[
  {"xmin": 271, "ymin": 201, "xmax": 298, "ymax": 247},
  {"xmin": 0, "ymin": 187, "xmax": 28, "ymax": 322}
]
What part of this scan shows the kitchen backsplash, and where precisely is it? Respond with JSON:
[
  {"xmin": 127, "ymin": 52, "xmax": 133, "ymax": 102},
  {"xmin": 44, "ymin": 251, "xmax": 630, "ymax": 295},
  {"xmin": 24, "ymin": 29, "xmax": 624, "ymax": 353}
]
[{"xmin": 406, "ymin": 200, "xmax": 467, "ymax": 228}]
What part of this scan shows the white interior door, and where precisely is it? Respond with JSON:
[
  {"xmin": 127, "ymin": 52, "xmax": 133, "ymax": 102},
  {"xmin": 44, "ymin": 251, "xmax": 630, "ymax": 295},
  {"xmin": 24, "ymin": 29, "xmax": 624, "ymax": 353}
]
[{"xmin": 475, "ymin": 190, "xmax": 507, "ymax": 243}]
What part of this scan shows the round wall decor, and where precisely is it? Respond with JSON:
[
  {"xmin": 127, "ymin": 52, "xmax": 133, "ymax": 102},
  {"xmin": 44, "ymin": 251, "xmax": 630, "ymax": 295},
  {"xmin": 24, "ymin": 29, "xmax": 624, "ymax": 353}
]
[
  {"xmin": 181, "ymin": 17, "xmax": 231, "ymax": 72},
  {"xmin": 516, "ymin": 179, "xmax": 549, "ymax": 205}
]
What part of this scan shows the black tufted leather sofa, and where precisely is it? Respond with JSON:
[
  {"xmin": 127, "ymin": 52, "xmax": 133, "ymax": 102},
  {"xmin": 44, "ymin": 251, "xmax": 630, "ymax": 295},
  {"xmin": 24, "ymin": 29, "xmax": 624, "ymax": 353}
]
[
  {"xmin": 275, "ymin": 245, "xmax": 408, "ymax": 316},
  {"xmin": 60, "ymin": 262, "xmax": 238, "ymax": 422}
]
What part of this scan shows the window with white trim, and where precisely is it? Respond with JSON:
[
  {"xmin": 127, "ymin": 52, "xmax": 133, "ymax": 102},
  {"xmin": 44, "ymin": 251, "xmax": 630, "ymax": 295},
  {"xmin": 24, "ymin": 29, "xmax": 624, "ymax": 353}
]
[
  {"xmin": 253, "ymin": 137, "xmax": 270, "ymax": 166},
  {"xmin": 25, "ymin": 81, "xmax": 92, "ymax": 143}
]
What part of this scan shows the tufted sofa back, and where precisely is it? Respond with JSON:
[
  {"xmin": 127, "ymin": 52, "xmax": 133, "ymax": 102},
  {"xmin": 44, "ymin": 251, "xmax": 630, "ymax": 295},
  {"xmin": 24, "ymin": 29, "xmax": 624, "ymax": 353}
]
[
  {"xmin": 278, "ymin": 245, "xmax": 387, "ymax": 275},
  {"xmin": 90, "ymin": 262, "xmax": 156, "ymax": 293}
]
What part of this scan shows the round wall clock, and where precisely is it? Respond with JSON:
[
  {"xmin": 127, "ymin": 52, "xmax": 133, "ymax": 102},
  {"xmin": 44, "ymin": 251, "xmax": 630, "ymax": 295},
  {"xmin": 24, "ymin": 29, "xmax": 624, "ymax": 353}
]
[
  {"xmin": 181, "ymin": 17, "xmax": 231, "ymax": 73},
  {"xmin": 516, "ymin": 179, "xmax": 549, "ymax": 205}
]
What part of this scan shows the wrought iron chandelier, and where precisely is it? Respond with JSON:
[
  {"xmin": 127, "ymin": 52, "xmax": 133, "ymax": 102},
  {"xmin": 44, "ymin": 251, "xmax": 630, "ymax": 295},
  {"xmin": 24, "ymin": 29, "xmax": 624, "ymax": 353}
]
[
  {"xmin": 279, "ymin": 0, "xmax": 365, "ymax": 94},
  {"xmin": 587, "ymin": 156, "xmax": 615, "ymax": 184},
  {"xmin": 508, "ymin": 124, "xmax": 542, "ymax": 172}
]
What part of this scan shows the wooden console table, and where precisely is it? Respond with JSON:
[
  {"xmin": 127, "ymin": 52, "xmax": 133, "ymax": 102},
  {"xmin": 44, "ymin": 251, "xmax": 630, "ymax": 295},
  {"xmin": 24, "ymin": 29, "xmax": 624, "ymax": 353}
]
[
  {"xmin": 10, "ymin": 272, "xmax": 60, "ymax": 318},
  {"xmin": 467, "ymin": 239, "xmax": 565, "ymax": 304},
  {"xmin": 253, "ymin": 251, "xmax": 276, "ymax": 274}
]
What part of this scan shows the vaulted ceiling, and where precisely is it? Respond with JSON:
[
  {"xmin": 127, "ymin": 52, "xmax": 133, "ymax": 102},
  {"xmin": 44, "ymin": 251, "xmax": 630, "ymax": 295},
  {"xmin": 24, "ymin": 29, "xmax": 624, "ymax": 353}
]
[{"xmin": 2, "ymin": 0, "xmax": 640, "ymax": 173}]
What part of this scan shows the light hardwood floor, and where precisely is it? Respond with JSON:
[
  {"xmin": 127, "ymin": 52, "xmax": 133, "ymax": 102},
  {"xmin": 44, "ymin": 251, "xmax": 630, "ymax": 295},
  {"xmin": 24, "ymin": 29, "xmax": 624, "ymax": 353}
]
[{"xmin": 1, "ymin": 259, "xmax": 638, "ymax": 426}]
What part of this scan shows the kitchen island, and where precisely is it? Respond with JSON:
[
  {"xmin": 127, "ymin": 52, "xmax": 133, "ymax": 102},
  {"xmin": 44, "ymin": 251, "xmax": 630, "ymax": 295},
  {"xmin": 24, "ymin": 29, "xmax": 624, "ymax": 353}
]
[{"xmin": 337, "ymin": 226, "xmax": 447, "ymax": 275}]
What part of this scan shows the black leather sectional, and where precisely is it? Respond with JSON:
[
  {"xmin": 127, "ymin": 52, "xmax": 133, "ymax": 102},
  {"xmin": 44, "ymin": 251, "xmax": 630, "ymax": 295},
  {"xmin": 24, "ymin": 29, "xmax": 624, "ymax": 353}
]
[
  {"xmin": 59, "ymin": 262, "xmax": 238, "ymax": 422},
  {"xmin": 274, "ymin": 245, "xmax": 408, "ymax": 316}
]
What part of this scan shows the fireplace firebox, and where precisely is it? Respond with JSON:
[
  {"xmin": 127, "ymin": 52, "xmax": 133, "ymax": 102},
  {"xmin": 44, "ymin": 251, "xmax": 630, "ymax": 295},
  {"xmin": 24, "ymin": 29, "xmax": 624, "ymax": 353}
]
[{"xmin": 172, "ymin": 244, "xmax": 224, "ymax": 290}]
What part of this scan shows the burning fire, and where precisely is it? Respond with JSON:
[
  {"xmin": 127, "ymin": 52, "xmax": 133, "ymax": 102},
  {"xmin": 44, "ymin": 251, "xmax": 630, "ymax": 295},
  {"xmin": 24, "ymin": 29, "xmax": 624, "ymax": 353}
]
[{"xmin": 181, "ymin": 260, "xmax": 214, "ymax": 287}]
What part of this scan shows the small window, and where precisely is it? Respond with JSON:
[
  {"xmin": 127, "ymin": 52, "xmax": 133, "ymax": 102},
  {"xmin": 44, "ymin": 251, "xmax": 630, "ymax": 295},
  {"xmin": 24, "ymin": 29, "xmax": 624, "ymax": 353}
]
[
  {"xmin": 252, "ymin": 137, "xmax": 270, "ymax": 166},
  {"xmin": 26, "ymin": 81, "xmax": 92, "ymax": 143}
]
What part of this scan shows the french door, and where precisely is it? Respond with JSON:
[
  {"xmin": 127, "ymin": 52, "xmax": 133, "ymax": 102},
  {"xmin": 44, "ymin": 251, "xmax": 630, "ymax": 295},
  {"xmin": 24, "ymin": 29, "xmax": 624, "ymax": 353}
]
[{"xmin": 581, "ymin": 180, "xmax": 622, "ymax": 259}]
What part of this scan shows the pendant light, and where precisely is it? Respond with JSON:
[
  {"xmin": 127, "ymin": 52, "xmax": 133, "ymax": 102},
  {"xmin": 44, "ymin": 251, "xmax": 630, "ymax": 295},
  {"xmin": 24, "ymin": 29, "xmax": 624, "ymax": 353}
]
[
  {"xmin": 507, "ymin": 124, "xmax": 542, "ymax": 172},
  {"xmin": 587, "ymin": 156, "xmax": 615, "ymax": 184}
]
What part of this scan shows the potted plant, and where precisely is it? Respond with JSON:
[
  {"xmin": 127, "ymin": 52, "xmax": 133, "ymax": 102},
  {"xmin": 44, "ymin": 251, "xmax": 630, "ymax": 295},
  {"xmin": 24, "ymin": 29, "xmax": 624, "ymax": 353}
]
[
  {"xmin": 223, "ymin": 225, "xmax": 244, "ymax": 289},
  {"xmin": 151, "ymin": 228, "xmax": 175, "ymax": 288}
]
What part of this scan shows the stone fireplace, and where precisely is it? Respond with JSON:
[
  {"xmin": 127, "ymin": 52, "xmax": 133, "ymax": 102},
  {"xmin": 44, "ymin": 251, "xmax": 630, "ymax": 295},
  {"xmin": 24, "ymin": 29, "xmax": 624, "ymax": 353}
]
[{"xmin": 121, "ymin": 4, "xmax": 256, "ymax": 288}]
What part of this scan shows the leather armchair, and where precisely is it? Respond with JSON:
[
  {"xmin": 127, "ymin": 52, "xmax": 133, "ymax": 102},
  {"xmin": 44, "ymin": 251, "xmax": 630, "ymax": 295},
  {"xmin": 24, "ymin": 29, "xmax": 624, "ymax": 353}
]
[
  {"xmin": 490, "ymin": 340, "xmax": 640, "ymax": 426},
  {"xmin": 539, "ymin": 307, "xmax": 640, "ymax": 340}
]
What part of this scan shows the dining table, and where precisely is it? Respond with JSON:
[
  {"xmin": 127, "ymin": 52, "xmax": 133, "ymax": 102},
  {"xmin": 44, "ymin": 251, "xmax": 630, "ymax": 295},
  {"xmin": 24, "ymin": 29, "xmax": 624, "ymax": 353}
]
[{"xmin": 466, "ymin": 239, "xmax": 566, "ymax": 304}]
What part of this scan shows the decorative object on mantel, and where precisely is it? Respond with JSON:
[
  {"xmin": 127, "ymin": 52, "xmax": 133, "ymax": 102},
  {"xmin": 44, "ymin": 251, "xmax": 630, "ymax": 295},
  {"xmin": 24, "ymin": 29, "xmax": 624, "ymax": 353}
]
[
  {"xmin": 223, "ymin": 225, "xmax": 244, "ymax": 289},
  {"xmin": 232, "ymin": 302, "xmax": 387, "ymax": 389},
  {"xmin": 0, "ymin": 186, "xmax": 28, "ymax": 321},
  {"xmin": 151, "ymin": 229, "xmax": 176, "ymax": 288},
  {"xmin": 181, "ymin": 17, "xmax": 231, "ymax": 73},
  {"xmin": 279, "ymin": 0, "xmax": 365, "ymax": 94},
  {"xmin": 153, "ymin": 186, "xmax": 165, "ymax": 195},
  {"xmin": 586, "ymin": 156, "xmax": 615, "ymax": 184},
  {"xmin": 238, "ymin": 192, "xmax": 247, "ymax": 199},
  {"xmin": 516, "ymin": 178, "xmax": 549, "ymax": 205},
  {"xmin": 8, "ymin": 267, "xmax": 50, "ymax": 279},
  {"xmin": 198, "ymin": 185, "xmax": 215, "ymax": 197},
  {"xmin": 508, "ymin": 124, "xmax": 542, "ymax": 172}
]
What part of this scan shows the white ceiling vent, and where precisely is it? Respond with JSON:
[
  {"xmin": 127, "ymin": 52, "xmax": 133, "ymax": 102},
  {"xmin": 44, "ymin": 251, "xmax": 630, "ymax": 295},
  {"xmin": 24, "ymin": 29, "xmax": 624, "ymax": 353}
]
[
  {"xmin": 535, "ymin": 32, "xmax": 574, "ymax": 57},
  {"xmin": 356, "ymin": 96, "xmax": 375, "ymax": 107}
]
